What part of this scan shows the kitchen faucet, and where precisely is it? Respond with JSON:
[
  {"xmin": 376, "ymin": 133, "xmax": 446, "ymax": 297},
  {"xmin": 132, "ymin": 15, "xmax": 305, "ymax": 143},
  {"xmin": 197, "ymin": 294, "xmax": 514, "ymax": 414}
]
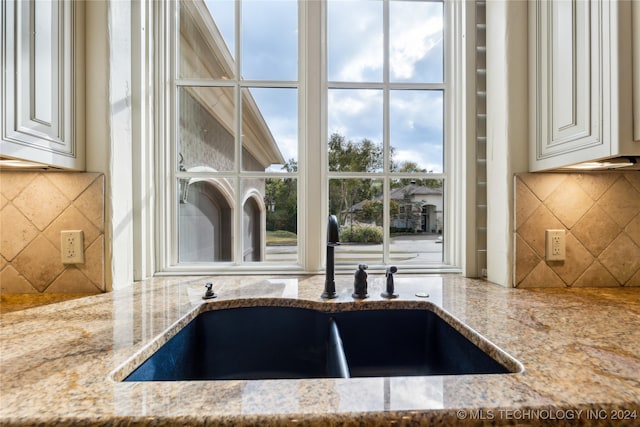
[{"xmin": 322, "ymin": 215, "xmax": 340, "ymax": 299}]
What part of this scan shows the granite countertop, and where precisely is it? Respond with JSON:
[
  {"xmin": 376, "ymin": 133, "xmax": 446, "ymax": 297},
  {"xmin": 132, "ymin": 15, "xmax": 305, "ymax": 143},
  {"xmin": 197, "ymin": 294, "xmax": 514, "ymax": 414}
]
[
  {"xmin": 0, "ymin": 294, "xmax": 96, "ymax": 314},
  {"xmin": 1, "ymin": 274, "xmax": 639, "ymax": 426}
]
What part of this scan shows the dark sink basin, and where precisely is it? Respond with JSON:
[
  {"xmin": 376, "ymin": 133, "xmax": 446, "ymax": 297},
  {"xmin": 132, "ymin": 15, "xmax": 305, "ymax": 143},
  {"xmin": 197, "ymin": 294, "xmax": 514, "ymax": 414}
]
[
  {"xmin": 124, "ymin": 306, "xmax": 348, "ymax": 381},
  {"xmin": 123, "ymin": 305, "xmax": 521, "ymax": 382},
  {"xmin": 332, "ymin": 309, "xmax": 510, "ymax": 377}
]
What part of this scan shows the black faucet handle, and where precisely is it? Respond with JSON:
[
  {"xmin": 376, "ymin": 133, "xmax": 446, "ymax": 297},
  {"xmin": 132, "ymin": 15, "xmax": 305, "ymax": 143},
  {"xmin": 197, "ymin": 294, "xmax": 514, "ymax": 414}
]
[
  {"xmin": 352, "ymin": 264, "xmax": 369, "ymax": 299},
  {"xmin": 382, "ymin": 266, "xmax": 399, "ymax": 299},
  {"xmin": 202, "ymin": 282, "xmax": 217, "ymax": 300}
]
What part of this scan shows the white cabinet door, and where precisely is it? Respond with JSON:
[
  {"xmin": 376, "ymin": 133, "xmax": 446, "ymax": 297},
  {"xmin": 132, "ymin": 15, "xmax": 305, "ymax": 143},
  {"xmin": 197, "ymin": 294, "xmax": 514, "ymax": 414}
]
[
  {"xmin": 1, "ymin": 0, "xmax": 84, "ymax": 170},
  {"xmin": 530, "ymin": 0, "xmax": 640, "ymax": 171},
  {"xmin": 529, "ymin": 0, "xmax": 613, "ymax": 171}
]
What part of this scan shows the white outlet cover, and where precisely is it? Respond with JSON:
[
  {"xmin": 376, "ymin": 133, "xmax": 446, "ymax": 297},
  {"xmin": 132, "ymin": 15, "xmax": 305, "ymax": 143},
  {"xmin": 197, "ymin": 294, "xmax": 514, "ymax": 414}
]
[{"xmin": 61, "ymin": 230, "xmax": 85, "ymax": 264}]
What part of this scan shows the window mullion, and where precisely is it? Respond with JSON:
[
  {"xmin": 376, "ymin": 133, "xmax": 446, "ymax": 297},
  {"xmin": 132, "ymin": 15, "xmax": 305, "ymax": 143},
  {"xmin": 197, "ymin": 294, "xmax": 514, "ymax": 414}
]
[
  {"xmin": 233, "ymin": 1, "xmax": 242, "ymax": 265},
  {"xmin": 302, "ymin": 0, "xmax": 324, "ymax": 272},
  {"xmin": 383, "ymin": 0, "xmax": 390, "ymax": 265},
  {"xmin": 168, "ymin": 0, "xmax": 179, "ymax": 269}
]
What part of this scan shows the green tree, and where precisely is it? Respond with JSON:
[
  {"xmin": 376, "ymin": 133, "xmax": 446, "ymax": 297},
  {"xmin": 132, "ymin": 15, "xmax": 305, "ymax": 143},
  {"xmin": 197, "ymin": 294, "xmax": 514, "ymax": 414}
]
[
  {"xmin": 328, "ymin": 133, "xmax": 384, "ymax": 224},
  {"xmin": 265, "ymin": 136, "xmax": 441, "ymax": 233},
  {"xmin": 391, "ymin": 161, "xmax": 443, "ymax": 189},
  {"xmin": 394, "ymin": 190, "xmax": 426, "ymax": 233},
  {"xmin": 265, "ymin": 159, "xmax": 297, "ymax": 233},
  {"xmin": 328, "ymin": 133, "xmax": 383, "ymax": 173},
  {"xmin": 353, "ymin": 199, "xmax": 399, "ymax": 225}
]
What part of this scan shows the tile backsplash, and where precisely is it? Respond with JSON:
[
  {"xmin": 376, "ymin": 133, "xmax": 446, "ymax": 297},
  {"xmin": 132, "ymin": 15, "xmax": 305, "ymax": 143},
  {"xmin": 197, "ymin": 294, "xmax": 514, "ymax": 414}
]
[
  {"xmin": 0, "ymin": 172, "xmax": 105, "ymax": 294},
  {"xmin": 515, "ymin": 172, "xmax": 640, "ymax": 287}
]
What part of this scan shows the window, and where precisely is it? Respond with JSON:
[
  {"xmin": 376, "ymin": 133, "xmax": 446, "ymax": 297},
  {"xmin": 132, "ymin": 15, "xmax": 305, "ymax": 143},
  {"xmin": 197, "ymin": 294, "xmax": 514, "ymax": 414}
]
[
  {"xmin": 326, "ymin": 0, "xmax": 445, "ymax": 268},
  {"xmin": 157, "ymin": 0, "xmax": 468, "ymax": 273}
]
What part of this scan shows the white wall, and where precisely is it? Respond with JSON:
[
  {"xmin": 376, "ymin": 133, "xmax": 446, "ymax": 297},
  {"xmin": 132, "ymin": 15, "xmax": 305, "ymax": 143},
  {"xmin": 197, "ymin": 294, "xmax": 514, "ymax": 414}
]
[
  {"xmin": 485, "ymin": 0, "xmax": 529, "ymax": 287},
  {"xmin": 85, "ymin": 0, "xmax": 134, "ymax": 290}
]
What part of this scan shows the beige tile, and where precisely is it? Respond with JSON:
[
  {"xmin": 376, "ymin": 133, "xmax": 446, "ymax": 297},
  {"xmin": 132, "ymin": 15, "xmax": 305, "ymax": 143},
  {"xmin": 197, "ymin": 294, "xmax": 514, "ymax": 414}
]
[
  {"xmin": 626, "ymin": 213, "xmax": 640, "ymax": 248},
  {"xmin": 597, "ymin": 177, "xmax": 640, "ymax": 228},
  {"xmin": 625, "ymin": 172, "xmax": 640, "ymax": 193},
  {"xmin": 517, "ymin": 172, "xmax": 565, "ymax": 201},
  {"xmin": 573, "ymin": 261, "xmax": 620, "ymax": 287},
  {"xmin": 0, "ymin": 204, "xmax": 39, "ymax": 261},
  {"xmin": 599, "ymin": 234, "xmax": 640, "ymax": 285},
  {"xmin": 46, "ymin": 173, "xmax": 101, "ymax": 201},
  {"xmin": 45, "ymin": 267, "xmax": 102, "ymax": 294},
  {"xmin": 517, "ymin": 261, "xmax": 565, "ymax": 288},
  {"xmin": 1, "ymin": 172, "xmax": 105, "ymax": 295},
  {"xmin": 545, "ymin": 175, "xmax": 594, "ymax": 228},
  {"xmin": 627, "ymin": 268, "xmax": 640, "ymax": 286},
  {"xmin": 0, "ymin": 265, "xmax": 38, "ymax": 293},
  {"xmin": 575, "ymin": 173, "xmax": 621, "ymax": 200},
  {"xmin": 516, "ymin": 205, "xmax": 564, "ymax": 258},
  {"xmin": 515, "ymin": 234, "xmax": 541, "ymax": 285},
  {"xmin": 549, "ymin": 233, "xmax": 593, "ymax": 286},
  {"xmin": 73, "ymin": 175, "xmax": 104, "ymax": 230},
  {"xmin": 43, "ymin": 205, "xmax": 101, "ymax": 250},
  {"xmin": 0, "ymin": 172, "xmax": 37, "ymax": 200},
  {"xmin": 572, "ymin": 205, "xmax": 621, "ymax": 257},
  {"xmin": 515, "ymin": 177, "xmax": 540, "ymax": 230},
  {"xmin": 12, "ymin": 175, "xmax": 70, "ymax": 231},
  {"xmin": 79, "ymin": 236, "xmax": 105, "ymax": 290},
  {"xmin": 12, "ymin": 235, "xmax": 65, "ymax": 292}
]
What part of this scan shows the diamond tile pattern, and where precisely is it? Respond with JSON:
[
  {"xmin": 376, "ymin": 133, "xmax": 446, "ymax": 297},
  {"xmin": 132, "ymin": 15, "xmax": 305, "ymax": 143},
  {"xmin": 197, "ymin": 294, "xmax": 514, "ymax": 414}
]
[
  {"xmin": 515, "ymin": 173, "xmax": 640, "ymax": 288},
  {"xmin": 0, "ymin": 172, "xmax": 105, "ymax": 293}
]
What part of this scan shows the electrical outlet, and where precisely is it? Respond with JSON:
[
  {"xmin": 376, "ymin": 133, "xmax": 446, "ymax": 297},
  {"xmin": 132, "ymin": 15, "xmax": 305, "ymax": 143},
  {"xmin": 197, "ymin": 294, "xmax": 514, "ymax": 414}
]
[
  {"xmin": 61, "ymin": 230, "xmax": 84, "ymax": 264},
  {"xmin": 545, "ymin": 229, "xmax": 566, "ymax": 261}
]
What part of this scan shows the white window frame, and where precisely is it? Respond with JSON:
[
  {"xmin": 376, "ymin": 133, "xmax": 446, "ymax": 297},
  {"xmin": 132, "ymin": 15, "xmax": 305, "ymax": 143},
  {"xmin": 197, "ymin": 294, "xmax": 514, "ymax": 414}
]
[{"xmin": 152, "ymin": 0, "xmax": 475, "ymax": 276}]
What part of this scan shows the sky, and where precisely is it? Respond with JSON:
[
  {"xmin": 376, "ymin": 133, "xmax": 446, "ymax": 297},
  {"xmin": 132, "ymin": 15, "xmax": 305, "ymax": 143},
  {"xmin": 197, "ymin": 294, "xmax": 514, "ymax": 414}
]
[{"xmin": 204, "ymin": 0, "xmax": 444, "ymax": 173}]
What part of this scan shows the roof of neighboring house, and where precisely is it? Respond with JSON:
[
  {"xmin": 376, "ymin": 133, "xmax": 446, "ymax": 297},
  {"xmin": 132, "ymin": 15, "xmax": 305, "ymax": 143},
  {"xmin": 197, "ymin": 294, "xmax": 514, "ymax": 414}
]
[{"xmin": 388, "ymin": 184, "xmax": 443, "ymax": 199}]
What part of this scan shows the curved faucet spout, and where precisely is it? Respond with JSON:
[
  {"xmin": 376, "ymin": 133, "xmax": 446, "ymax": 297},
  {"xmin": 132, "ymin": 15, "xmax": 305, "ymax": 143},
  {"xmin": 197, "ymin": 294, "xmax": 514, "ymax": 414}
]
[
  {"xmin": 322, "ymin": 215, "xmax": 340, "ymax": 299},
  {"xmin": 327, "ymin": 214, "xmax": 340, "ymax": 246}
]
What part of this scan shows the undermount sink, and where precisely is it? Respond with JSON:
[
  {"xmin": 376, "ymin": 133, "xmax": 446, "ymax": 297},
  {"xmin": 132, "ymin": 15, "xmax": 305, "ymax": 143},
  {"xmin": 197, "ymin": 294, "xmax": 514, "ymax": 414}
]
[
  {"xmin": 331, "ymin": 309, "xmax": 513, "ymax": 377},
  {"xmin": 123, "ymin": 305, "xmax": 522, "ymax": 382}
]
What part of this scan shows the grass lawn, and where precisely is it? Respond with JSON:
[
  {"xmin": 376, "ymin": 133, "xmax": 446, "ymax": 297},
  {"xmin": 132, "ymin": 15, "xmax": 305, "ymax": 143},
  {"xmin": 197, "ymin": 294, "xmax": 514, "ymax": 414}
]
[{"xmin": 266, "ymin": 230, "xmax": 298, "ymax": 245}]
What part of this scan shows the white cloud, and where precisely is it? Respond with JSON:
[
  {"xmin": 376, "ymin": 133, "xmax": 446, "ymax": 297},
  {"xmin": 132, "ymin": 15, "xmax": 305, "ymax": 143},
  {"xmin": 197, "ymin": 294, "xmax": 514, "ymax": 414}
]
[
  {"xmin": 393, "ymin": 147, "xmax": 443, "ymax": 174},
  {"xmin": 328, "ymin": 1, "xmax": 383, "ymax": 82},
  {"xmin": 328, "ymin": 89, "xmax": 383, "ymax": 142},
  {"xmin": 390, "ymin": 3, "xmax": 443, "ymax": 81}
]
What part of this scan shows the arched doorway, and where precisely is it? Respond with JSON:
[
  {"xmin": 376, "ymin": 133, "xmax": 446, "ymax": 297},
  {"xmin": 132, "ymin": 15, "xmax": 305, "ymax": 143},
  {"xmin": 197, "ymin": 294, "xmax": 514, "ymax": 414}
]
[
  {"xmin": 179, "ymin": 180, "xmax": 232, "ymax": 261},
  {"xmin": 242, "ymin": 196, "xmax": 262, "ymax": 261}
]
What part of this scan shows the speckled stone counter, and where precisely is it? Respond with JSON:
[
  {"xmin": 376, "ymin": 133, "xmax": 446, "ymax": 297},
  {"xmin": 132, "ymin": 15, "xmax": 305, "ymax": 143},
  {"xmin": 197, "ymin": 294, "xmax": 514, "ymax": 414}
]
[
  {"xmin": 1, "ymin": 275, "xmax": 639, "ymax": 426},
  {"xmin": 0, "ymin": 294, "xmax": 96, "ymax": 314}
]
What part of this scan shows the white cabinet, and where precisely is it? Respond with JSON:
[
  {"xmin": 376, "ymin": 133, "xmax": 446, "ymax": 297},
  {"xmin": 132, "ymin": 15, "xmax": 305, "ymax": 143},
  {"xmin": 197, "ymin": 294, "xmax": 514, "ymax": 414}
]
[
  {"xmin": 529, "ymin": 0, "xmax": 640, "ymax": 171},
  {"xmin": 1, "ymin": 0, "xmax": 84, "ymax": 170}
]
